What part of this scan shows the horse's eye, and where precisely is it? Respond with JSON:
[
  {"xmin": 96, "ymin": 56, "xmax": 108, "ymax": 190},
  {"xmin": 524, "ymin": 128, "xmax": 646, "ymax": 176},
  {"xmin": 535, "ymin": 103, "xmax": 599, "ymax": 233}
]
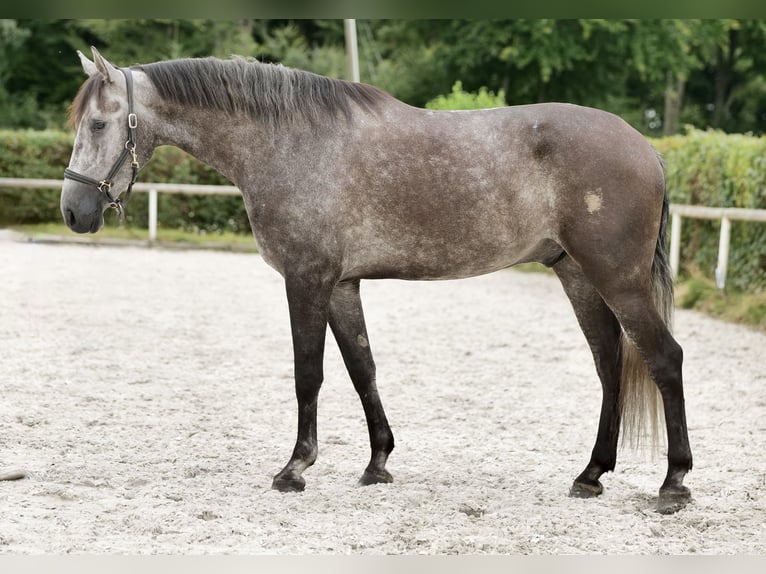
[{"xmin": 90, "ymin": 120, "xmax": 106, "ymax": 131}]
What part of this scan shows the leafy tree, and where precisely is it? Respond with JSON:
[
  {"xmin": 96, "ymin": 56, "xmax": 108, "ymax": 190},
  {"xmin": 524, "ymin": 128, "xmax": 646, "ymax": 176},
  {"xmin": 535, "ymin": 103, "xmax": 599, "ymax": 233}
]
[
  {"xmin": 352, "ymin": 20, "xmax": 453, "ymax": 105},
  {"xmin": 686, "ymin": 20, "xmax": 766, "ymax": 133},
  {"xmin": 1, "ymin": 19, "xmax": 766, "ymax": 135},
  {"xmin": 0, "ymin": 20, "xmax": 33, "ymax": 128},
  {"xmin": 70, "ymin": 19, "xmax": 260, "ymax": 63},
  {"xmin": 250, "ymin": 20, "xmax": 347, "ymax": 78},
  {"xmin": 1, "ymin": 19, "xmax": 78, "ymax": 129}
]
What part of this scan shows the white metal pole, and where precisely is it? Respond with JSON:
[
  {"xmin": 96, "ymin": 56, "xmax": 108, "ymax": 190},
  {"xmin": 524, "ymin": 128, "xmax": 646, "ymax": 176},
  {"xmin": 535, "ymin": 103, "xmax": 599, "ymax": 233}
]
[
  {"xmin": 715, "ymin": 216, "xmax": 731, "ymax": 289},
  {"xmin": 670, "ymin": 212, "xmax": 682, "ymax": 280},
  {"xmin": 148, "ymin": 188, "xmax": 158, "ymax": 242},
  {"xmin": 344, "ymin": 19, "xmax": 360, "ymax": 83}
]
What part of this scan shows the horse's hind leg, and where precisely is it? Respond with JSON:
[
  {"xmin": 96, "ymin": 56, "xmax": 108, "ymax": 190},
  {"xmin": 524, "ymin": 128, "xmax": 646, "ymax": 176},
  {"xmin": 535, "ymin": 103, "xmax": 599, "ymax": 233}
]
[
  {"xmin": 328, "ymin": 280, "xmax": 395, "ymax": 486},
  {"xmin": 607, "ymin": 292, "xmax": 692, "ymax": 513},
  {"xmin": 553, "ymin": 256, "xmax": 623, "ymax": 498},
  {"xmin": 563, "ymin": 250, "xmax": 692, "ymax": 513}
]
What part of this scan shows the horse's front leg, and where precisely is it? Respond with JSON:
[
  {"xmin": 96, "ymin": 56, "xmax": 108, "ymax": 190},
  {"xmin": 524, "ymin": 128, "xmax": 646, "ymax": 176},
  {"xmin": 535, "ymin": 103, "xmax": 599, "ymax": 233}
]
[
  {"xmin": 272, "ymin": 273, "xmax": 334, "ymax": 493},
  {"xmin": 328, "ymin": 279, "xmax": 394, "ymax": 486}
]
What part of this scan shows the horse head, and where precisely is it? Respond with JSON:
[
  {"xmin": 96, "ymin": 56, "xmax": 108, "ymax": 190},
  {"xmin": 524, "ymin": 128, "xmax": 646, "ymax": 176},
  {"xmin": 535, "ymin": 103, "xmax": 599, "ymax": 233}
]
[{"xmin": 61, "ymin": 47, "xmax": 152, "ymax": 233}]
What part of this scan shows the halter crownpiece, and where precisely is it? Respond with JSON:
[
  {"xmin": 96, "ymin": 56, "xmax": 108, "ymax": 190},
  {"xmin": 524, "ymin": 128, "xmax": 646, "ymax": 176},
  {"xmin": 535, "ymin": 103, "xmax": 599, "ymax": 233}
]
[{"xmin": 64, "ymin": 67, "xmax": 140, "ymax": 220}]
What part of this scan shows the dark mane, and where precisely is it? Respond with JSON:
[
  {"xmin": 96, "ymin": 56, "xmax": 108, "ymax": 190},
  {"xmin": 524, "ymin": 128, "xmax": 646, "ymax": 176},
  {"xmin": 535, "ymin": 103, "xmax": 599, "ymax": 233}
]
[{"xmin": 137, "ymin": 56, "xmax": 387, "ymax": 126}]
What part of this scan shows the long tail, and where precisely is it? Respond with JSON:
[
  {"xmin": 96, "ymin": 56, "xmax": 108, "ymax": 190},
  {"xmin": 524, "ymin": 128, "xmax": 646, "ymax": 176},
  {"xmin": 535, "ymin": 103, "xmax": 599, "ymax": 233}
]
[{"xmin": 619, "ymin": 153, "xmax": 673, "ymax": 451}]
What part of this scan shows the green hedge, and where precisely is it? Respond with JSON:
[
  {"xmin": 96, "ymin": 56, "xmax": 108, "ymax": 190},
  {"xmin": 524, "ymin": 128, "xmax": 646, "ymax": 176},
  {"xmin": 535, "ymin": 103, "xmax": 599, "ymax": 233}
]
[
  {"xmin": 0, "ymin": 130, "xmax": 73, "ymax": 224},
  {"xmin": 652, "ymin": 130, "xmax": 766, "ymax": 292},
  {"xmin": 2, "ymin": 128, "xmax": 765, "ymax": 291},
  {"xmin": 0, "ymin": 129, "xmax": 250, "ymax": 234},
  {"xmin": 425, "ymin": 81, "xmax": 506, "ymax": 110}
]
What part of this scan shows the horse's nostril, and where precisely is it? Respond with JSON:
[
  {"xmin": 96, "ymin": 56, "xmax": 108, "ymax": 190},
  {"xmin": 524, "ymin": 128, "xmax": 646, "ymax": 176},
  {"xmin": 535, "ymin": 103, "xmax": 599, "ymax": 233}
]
[{"xmin": 66, "ymin": 209, "xmax": 76, "ymax": 227}]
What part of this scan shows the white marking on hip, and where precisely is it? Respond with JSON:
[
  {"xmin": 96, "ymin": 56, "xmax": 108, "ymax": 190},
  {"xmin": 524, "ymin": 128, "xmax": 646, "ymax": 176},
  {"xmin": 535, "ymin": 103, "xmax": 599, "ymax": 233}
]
[{"xmin": 585, "ymin": 190, "xmax": 603, "ymax": 214}]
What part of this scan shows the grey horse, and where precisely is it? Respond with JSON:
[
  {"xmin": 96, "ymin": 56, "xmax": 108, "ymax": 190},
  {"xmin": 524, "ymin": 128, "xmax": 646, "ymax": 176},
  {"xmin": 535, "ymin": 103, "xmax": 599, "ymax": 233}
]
[{"xmin": 61, "ymin": 48, "xmax": 692, "ymax": 514}]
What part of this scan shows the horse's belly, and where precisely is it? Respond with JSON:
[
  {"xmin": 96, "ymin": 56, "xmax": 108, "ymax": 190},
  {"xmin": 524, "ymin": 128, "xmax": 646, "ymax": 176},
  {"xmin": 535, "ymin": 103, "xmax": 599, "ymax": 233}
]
[{"xmin": 341, "ymin": 234, "xmax": 560, "ymax": 281}]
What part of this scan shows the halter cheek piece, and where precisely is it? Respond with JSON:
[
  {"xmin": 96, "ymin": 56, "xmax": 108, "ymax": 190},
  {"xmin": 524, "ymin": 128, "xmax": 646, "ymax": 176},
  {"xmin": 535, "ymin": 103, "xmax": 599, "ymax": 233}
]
[{"xmin": 64, "ymin": 67, "xmax": 139, "ymax": 219}]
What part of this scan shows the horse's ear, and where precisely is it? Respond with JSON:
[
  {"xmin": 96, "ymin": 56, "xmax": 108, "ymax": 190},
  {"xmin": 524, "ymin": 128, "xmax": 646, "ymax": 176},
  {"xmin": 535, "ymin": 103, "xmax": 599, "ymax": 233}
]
[
  {"xmin": 78, "ymin": 50, "xmax": 98, "ymax": 77},
  {"xmin": 90, "ymin": 46, "xmax": 119, "ymax": 84}
]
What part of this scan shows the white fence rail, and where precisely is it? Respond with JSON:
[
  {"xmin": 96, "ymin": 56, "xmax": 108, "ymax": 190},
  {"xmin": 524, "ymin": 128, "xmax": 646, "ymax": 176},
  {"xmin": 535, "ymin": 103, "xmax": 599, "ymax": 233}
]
[
  {"xmin": 0, "ymin": 177, "xmax": 239, "ymax": 245},
  {"xmin": 3, "ymin": 177, "xmax": 766, "ymax": 290},
  {"xmin": 669, "ymin": 204, "xmax": 766, "ymax": 289}
]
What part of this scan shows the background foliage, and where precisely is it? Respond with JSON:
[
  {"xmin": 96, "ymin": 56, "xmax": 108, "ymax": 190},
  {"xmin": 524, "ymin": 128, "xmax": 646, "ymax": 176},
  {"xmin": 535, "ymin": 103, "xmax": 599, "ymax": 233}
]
[
  {"xmin": 425, "ymin": 81, "xmax": 506, "ymax": 110},
  {"xmin": 653, "ymin": 131, "xmax": 766, "ymax": 291},
  {"xmin": 2, "ymin": 19, "xmax": 766, "ymax": 135}
]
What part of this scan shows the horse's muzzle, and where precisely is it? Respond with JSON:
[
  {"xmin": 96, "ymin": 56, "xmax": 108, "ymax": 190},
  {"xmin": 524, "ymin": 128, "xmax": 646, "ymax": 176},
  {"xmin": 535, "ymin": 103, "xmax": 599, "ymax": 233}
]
[
  {"xmin": 61, "ymin": 181, "xmax": 106, "ymax": 234},
  {"xmin": 64, "ymin": 207, "xmax": 102, "ymax": 233},
  {"xmin": 62, "ymin": 203, "xmax": 103, "ymax": 234}
]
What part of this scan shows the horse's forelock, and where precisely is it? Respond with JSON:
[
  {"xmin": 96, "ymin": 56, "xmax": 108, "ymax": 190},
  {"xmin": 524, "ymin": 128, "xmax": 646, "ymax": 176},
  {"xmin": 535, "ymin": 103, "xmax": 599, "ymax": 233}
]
[{"xmin": 68, "ymin": 75, "xmax": 104, "ymax": 129}]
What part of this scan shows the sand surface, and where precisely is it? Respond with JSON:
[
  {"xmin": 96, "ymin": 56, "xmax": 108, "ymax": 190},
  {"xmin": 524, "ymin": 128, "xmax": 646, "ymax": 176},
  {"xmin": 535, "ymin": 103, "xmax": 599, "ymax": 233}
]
[{"xmin": 1, "ymin": 238, "xmax": 764, "ymax": 554}]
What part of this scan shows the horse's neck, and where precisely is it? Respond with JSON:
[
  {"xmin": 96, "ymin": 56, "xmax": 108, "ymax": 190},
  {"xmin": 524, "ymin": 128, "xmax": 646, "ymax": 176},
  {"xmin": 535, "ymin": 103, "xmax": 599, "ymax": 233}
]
[
  {"xmin": 149, "ymin": 97, "xmax": 394, "ymax": 189},
  {"xmin": 152, "ymin": 105, "xmax": 274, "ymax": 187}
]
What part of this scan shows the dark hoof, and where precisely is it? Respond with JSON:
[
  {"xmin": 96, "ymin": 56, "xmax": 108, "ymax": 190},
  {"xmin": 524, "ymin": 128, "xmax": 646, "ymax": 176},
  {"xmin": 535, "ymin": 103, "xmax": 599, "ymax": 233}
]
[
  {"xmin": 358, "ymin": 468, "xmax": 393, "ymax": 486},
  {"xmin": 657, "ymin": 486, "xmax": 691, "ymax": 514},
  {"xmin": 272, "ymin": 474, "xmax": 306, "ymax": 493},
  {"xmin": 569, "ymin": 479, "xmax": 603, "ymax": 498}
]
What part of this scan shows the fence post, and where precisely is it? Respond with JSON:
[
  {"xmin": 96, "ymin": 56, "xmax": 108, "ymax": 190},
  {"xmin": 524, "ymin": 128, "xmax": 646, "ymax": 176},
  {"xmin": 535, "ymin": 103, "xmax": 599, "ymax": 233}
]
[
  {"xmin": 148, "ymin": 188, "xmax": 158, "ymax": 242},
  {"xmin": 344, "ymin": 19, "xmax": 360, "ymax": 83},
  {"xmin": 670, "ymin": 212, "xmax": 682, "ymax": 280},
  {"xmin": 715, "ymin": 216, "xmax": 731, "ymax": 290}
]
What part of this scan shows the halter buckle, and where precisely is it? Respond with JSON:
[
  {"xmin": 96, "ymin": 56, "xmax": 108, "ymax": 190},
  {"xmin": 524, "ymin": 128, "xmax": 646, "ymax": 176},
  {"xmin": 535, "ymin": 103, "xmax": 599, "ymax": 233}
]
[
  {"xmin": 128, "ymin": 113, "xmax": 138, "ymax": 129},
  {"xmin": 126, "ymin": 141, "xmax": 140, "ymax": 168},
  {"xmin": 97, "ymin": 180, "xmax": 112, "ymax": 193}
]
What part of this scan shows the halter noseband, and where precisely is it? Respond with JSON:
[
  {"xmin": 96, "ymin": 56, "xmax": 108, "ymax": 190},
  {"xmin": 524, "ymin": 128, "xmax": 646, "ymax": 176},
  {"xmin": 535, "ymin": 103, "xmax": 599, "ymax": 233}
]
[{"xmin": 64, "ymin": 67, "xmax": 140, "ymax": 219}]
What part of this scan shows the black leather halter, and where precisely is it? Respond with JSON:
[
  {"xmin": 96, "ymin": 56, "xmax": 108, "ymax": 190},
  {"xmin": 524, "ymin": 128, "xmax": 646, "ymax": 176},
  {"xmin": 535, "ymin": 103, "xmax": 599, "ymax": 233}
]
[{"xmin": 64, "ymin": 67, "xmax": 140, "ymax": 219}]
